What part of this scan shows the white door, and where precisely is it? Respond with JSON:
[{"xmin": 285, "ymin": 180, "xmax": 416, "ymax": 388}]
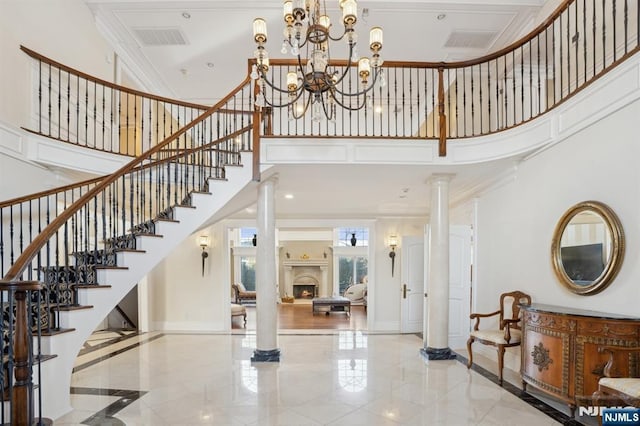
[
  {"xmin": 448, "ymin": 226, "xmax": 472, "ymax": 349},
  {"xmin": 400, "ymin": 236, "xmax": 426, "ymax": 333}
]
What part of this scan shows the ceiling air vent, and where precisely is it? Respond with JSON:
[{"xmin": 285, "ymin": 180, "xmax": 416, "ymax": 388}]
[
  {"xmin": 133, "ymin": 28, "xmax": 188, "ymax": 46},
  {"xmin": 444, "ymin": 31, "xmax": 497, "ymax": 49}
]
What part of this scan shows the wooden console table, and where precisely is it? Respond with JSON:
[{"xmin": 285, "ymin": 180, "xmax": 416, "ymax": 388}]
[{"xmin": 521, "ymin": 304, "xmax": 640, "ymax": 415}]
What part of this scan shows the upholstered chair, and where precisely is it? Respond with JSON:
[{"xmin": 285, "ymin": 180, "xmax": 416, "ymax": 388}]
[
  {"xmin": 231, "ymin": 303, "xmax": 247, "ymax": 327},
  {"xmin": 594, "ymin": 346, "xmax": 640, "ymax": 407},
  {"xmin": 343, "ymin": 283, "xmax": 367, "ymax": 304},
  {"xmin": 466, "ymin": 290, "xmax": 532, "ymax": 384},
  {"xmin": 231, "ymin": 283, "xmax": 256, "ymax": 305}
]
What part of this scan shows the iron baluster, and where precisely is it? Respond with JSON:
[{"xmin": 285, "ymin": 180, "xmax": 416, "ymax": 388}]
[
  {"xmin": 67, "ymin": 71, "xmax": 71, "ymax": 142},
  {"xmin": 58, "ymin": 67, "xmax": 61, "ymax": 139}
]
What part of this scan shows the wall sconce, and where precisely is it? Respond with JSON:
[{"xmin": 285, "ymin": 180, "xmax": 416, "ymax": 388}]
[
  {"xmin": 388, "ymin": 235, "xmax": 398, "ymax": 277},
  {"xmin": 199, "ymin": 235, "xmax": 210, "ymax": 276}
]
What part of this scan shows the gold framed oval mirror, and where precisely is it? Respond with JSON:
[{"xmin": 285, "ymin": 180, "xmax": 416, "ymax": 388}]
[{"xmin": 551, "ymin": 201, "xmax": 625, "ymax": 295}]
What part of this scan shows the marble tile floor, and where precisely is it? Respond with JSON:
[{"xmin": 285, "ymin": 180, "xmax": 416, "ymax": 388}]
[{"xmin": 55, "ymin": 332, "xmax": 576, "ymax": 425}]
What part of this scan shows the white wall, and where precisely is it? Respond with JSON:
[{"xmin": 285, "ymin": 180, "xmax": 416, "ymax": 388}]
[
  {"xmin": 147, "ymin": 222, "xmax": 230, "ymax": 332},
  {"xmin": 471, "ymin": 98, "xmax": 640, "ymax": 369},
  {"xmin": 371, "ymin": 218, "xmax": 427, "ymax": 331},
  {"xmin": 0, "ymin": 1, "xmax": 116, "ymax": 201},
  {"xmin": 0, "ymin": 1, "xmax": 114, "ymax": 130}
]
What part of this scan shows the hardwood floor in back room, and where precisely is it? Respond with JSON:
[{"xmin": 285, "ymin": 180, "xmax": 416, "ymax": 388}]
[{"xmin": 232, "ymin": 303, "xmax": 368, "ymax": 330}]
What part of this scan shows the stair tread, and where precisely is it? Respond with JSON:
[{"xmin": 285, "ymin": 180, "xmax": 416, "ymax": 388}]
[
  {"xmin": 73, "ymin": 284, "xmax": 112, "ymax": 289},
  {"xmin": 41, "ymin": 327, "xmax": 76, "ymax": 336},
  {"xmin": 155, "ymin": 218, "xmax": 180, "ymax": 223},
  {"xmin": 37, "ymin": 354, "xmax": 58, "ymax": 362},
  {"xmin": 52, "ymin": 304, "xmax": 94, "ymax": 312},
  {"xmin": 94, "ymin": 265, "xmax": 128, "ymax": 270}
]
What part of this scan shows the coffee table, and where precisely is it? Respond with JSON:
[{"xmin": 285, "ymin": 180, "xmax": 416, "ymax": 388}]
[{"xmin": 312, "ymin": 296, "xmax": 351, "ymax": 317}]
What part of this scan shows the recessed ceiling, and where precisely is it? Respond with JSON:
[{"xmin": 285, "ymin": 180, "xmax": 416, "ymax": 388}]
[
  {"xmin": 132, "ymin": 27, "xmax": 188, "ymax": 46},
  {"xmin": 84, "ymin": 0, "xmax": 548, "ymax": 221}
]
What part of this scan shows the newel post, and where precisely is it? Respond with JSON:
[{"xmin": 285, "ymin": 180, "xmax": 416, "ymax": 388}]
[
  {"xmin": 437, "ymin": 66, "xmax": 447, "ymax": 157},
  {"xmin": 0, "ymin": 281, "xmax": 43, "ymax": 425}
]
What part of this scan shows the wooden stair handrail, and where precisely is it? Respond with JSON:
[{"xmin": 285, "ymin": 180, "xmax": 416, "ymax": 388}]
[
  {"xmin": 252, "ymin": 1, "xmax": 573, "ymax": 71},
  {"xmin": 0, "ymin": 124, "xmax": 251, "ymax": 210},
  {"xmin": 1, "ymin": 74, "xmax": 252, "ymax": 284},
  {"xmin": 21, "ymin": 45, "xmax": 210, "ymax": 111},
  {"xmin": 0, "ymin": 175, "xmax": 104, "ymax": 209}
]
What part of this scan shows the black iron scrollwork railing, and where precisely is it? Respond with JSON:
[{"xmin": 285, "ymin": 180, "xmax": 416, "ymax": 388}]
[{"xmin": 0, "ymin": 75, "xmax": 253, "ymax": 424}]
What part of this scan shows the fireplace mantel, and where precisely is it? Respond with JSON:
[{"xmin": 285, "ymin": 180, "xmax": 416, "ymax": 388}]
[
  {"xmin": 282, "ymin": 259, "xmax": 329, "ymax": 298},
  {"xmin": 283, "ymin": 259, "xmax": 329, "ymax": 267}
]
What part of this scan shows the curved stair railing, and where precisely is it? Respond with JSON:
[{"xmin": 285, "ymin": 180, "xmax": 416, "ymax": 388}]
[
  {"xmin": 0, "ymin": 75, "xmax": 253, "ymax": 424},
  {"xmin": 20, "ymin": 45, "xmax": 212, "ymax": 157}
]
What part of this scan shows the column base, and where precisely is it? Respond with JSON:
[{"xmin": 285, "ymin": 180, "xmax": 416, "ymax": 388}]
[
  {"xmin": 251, "ymin": 348, "xmax": 281, "ymax": 362},
  {"xmin": 420, "ymin": 347, "xmax": 457, "ymax": 361}
]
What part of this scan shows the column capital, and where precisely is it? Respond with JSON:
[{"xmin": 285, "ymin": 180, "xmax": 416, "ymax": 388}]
[
  {"xmin": 427, "ymin": 173, "xmax": 455, "ymax": 184},
  {"xmin": 261, "ymin": 173, "xmax": 279, "ymax": 186}
]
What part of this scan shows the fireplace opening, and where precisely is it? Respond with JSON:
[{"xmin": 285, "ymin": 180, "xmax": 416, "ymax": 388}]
[{"xmin": 293, "ymin": 284, "xmax": 317, "ymax": 299}]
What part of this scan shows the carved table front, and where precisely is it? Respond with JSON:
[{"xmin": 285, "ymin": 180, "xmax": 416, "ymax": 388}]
[{"xmin": 520, "ymin": 304, "xmax": 640, "ymax": 416}]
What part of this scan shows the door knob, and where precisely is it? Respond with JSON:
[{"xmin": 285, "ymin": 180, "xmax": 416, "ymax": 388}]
[{"xmin": 402, "ymin": 284, "xmax": 407, "ymax": 299}]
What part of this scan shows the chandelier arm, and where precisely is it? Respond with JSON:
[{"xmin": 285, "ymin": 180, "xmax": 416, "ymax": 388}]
[
  {"xmin": 287, "ymin": 34, "xmax": 310, "ymax": 50},
  {"xmin": 330, "ymin": 92, "xmax": 369, "ymax": 111},
  {"xmin": 296, "ymin": 54, "xmax": 307, "ymax": 75},
  {"xmin": 323, "ymin": 42, "xmax": 356, "ymax": 88},
  {"xmin": 290, "ymin": 95, "xmax": 312, "ymax": 120},
  {"xmin": 259, "ymin": 73, "xmax": 300, "ymax": 94},
  {"xmin": 327, "ymin": 27, "xmax": 348, "ymax": 42},
  {"xmin": 332, "ymin": 68, "xmax": 382, "ymax": 97},
  {"xmin": 260, "ymin": 86, "xmax": 306, "ymax": 109},
  {"xmin": 319, "ymin": 95, "xmax": 334, "ymax": 121}
]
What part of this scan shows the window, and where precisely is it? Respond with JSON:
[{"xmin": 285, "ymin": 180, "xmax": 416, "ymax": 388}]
[
  {"xmin": 240, "ymin": 256, "xmax": 256, "ymax": 291},
  {"xmin": 337, "ymin": 227, "xmax": 368, "ymax": 247},
  {"xmin": 338, "ymin": 256, "xmax": 368, "ymax": 294},
  {"xmin": 239, "ymin": 227, "xmax": 257, "ymax": 247}
]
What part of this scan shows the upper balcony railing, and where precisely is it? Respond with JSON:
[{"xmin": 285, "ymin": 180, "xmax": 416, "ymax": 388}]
[
  {"xmin": 22, "ymin": 1, "xmax": 639, "ymax": 159},
  {"xmin": 256, "ymin": 0, "xmax": 639, "ymax": 155},
  {"xmin": 21, "ymin": 46, "xmax": 241, "ymax": 157}
]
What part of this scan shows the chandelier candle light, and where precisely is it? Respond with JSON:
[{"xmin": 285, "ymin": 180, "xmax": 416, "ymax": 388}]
[{"xmin": 252, "ymin": 0, "xmax": 384, "ymax": 122}]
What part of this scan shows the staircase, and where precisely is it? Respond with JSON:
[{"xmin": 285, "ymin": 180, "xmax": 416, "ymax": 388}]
[
  {"xmin": 0, "ymin": 67, "xmax": 257, "ymax": 421},
  {"xmin": 30, "ymin": 152, "xmax": 253, "ymax": 419}
]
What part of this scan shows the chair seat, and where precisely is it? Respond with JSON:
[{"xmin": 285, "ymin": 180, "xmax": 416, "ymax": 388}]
[
  {"xmin": 470, "ymin": 328, "xmax": 521, "ymax": 344},
  {"xmin": 231, "ymin": 303, "xmax": 246, "ymax": 316},
  {"xmin": 600, "ymin": 378, "xmax": 640, "ymax": 398}
]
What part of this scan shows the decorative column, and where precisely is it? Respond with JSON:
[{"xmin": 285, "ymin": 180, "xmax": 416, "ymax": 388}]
[
  {"xmin": 252, "ymin": 175, "xmax": 280, "ymax": 362},
  {"xmin": 320, "ymin": 265, "xmax": 328, "ymax": 296},
  {"xmin": 421, "ymin": 174, "xmax": 456, "ymax": 360}
]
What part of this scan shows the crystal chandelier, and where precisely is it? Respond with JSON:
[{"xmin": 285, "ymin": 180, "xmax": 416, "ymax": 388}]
[{"xmin": 251, "ymin": 0, "xmax": 385, "ymax": 122}]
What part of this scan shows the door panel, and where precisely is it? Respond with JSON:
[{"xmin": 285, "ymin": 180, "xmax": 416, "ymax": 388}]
[
  {"xmin": 400, "ymin": 236, "xmax": 426, "ymax": 333},
  {"xmin": 449, "ymin": 226, "xmax": 472, "ymax": 349}
]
